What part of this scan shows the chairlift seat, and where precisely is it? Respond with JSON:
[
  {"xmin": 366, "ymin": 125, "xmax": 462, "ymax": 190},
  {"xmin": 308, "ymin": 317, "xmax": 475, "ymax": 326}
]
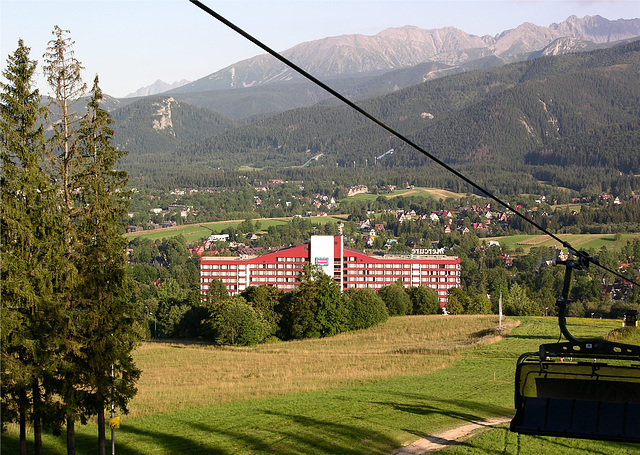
[{"xmin": 511, "ymin": 356, "xmax": 640, "ymax": 442}]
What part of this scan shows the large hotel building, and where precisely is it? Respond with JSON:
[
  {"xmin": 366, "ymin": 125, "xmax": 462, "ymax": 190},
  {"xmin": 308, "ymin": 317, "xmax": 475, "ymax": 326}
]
[{"xmin": 200, "ymin": 235, "xmax": 460, "ymax": 305}]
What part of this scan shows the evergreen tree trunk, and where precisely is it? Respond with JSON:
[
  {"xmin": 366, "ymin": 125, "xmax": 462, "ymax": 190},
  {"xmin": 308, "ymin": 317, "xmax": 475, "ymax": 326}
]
[
  {"xmin": 19, "ymin": 389, "xmax": 27, "ymax": 455},
  {"xmin": 33, "ymin": 380, "xmax": 43, "ymax": 455},
  {"xmin": 98, "ymin": 408, "xmax": 106, "ymax": 455},
  {"xmin": 67, "ymin": 418, "xmax": 75, "ymax": 455}
]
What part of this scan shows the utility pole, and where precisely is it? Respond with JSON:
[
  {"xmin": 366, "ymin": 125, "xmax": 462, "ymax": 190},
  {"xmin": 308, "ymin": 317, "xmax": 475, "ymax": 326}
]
[{"xmin": 499, "ymin": 290, "xmax": 503, "ymax": 335}]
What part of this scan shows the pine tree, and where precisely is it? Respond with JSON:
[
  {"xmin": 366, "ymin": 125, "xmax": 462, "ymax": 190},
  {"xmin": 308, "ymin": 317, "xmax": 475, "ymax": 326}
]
[
  {"xmin": 0, "ymin": 39, "xmax": 67, "ymax": 455},
  {"xmin": 74, "ymin": 77, "xmax": 142, "ymax": 455}
]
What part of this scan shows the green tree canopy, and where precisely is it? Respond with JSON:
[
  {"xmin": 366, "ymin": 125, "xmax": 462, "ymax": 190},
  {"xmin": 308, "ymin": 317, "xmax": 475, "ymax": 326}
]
[
  {"xmin": 342, "ymin": 288, "xmax": 388, "ymax": 330},
  {"xmin": 409, "ymin": 286, "xmax": 440, "ymax": 315},
  {"xmin": 378, "ymin": 280, "xmax": 411, "ymax": 316}
]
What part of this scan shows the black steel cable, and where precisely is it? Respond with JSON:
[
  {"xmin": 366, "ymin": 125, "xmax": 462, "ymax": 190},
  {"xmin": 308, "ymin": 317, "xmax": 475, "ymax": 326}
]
[{"xmin": 188, "ymin": 0, "xmax": 639, "ymax": 287}]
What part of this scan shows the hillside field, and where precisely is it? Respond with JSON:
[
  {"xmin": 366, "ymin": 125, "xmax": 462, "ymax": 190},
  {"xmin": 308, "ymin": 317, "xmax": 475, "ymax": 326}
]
[
  {"xmin": 124, "ymin": 216, "xmax": 640, "ymax": 257},
  {"xmin": 484, "ymin": 233, "xmax": 640, "ymax": 254},
  {"xmin": 4, "ymin": 315, "xmax": 639, "ymax": 454},
  {"xmin": 342, "ymin": 187, "xmax": 467, "ymax": 203},
  {"xmin": 123, "ymin": 215, "xmax": 348, "ymax": 242}
]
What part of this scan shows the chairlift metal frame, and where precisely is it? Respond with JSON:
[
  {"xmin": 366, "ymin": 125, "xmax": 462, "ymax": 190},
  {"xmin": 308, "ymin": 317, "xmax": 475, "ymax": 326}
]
[{"xmin": 510, "ymin": 254, "xmax": 640, "ymax": 443}]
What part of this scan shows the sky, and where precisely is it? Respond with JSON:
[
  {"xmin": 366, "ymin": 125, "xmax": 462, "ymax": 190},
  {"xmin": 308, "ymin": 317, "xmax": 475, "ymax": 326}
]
[{"xmin": 2, "ymin": 0, "xmax": 639, "ymax": 98}]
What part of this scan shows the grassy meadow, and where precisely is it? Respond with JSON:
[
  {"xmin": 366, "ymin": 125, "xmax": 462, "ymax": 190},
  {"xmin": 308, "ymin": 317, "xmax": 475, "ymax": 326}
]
[{"xmin": 4, "ymin": 314, "xmax": 640, "ymax": 454}]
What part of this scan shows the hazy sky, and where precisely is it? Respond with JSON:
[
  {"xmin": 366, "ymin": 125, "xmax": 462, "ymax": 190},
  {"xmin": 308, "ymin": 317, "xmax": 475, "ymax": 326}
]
[{"xmin": 2, "ymin": 0, "xmax": 639, "ymax": 98}]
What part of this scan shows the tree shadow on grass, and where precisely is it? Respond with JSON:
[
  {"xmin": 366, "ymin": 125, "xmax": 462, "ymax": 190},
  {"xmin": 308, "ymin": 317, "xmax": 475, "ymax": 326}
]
[
  {"xmin": 1, "ymin": 429, "xmax": 149, "ymax": 455},
  {"xmin": 378, "ymin": 392, "xmax": 512, "ymax": 417},
  {"xmin": 452, "ymin": 426, "xmax": 633, "ymax": 455},
  {"xmin": 119, "ymin": 424, "xmax": 229, "ymax": 455},
  {"xmin": 183, "ymin": 409, "xmax": 400, "ymax": 455},
  {"xmin": 507, "ymin": 334, "xmax": 561, "ymax": 340},
  {"xmin": 372, "ymin": 392, "xmax": 512, "ymax": 440}
]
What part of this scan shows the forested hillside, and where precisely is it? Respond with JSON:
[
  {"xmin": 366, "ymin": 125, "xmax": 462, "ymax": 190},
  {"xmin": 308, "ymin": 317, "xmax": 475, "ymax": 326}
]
[
  {"xmin": 111, "ymin": 96, "xmax": 236, "ymax": 157},
  {"xmin": 133, "ymin": 40, "xmax": 637, "ymax": 195},
  {"xmin": 164, "ymin": 37, "xmax": 636, "ymax": 121}
]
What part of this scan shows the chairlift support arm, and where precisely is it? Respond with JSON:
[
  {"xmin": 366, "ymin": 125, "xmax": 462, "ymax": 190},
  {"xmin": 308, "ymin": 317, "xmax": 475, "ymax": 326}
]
[{"xmin": 539, "ymin": 254, "xmax": 640, "ymax": 361}]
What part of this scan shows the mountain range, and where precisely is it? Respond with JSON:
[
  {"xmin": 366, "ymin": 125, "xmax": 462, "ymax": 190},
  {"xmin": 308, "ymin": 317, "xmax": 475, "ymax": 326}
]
[
  {"xmin": 166, "ymin": 15, "xmax": 640, "ymax": 95},
  {"xmin": 171, "ymin": 40, "xmax": 640, "ymax": 168},
  {"xmin": 111, "ymin": 14, "xmax": 640, "ymax": 193}
]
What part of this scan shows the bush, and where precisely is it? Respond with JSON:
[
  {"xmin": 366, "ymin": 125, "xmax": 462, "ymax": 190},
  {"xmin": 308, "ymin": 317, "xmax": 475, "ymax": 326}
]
[
  {"xmin": 343, "ymin": 288, "xmax": 389, "ymax": 330},
  {"xmin": 174, "ymin": 306, "xmax": 211, "ymax": 339},
  {"xmin": 409, "ymin": 286, "xmax": 440, "ymax": 315},
  {"xmin": 378, "ymin": 282, "xmax": 411, "ymax": 316},
  {"xmin": 466, "ymin": 293, "xmax": 492, "ymax": 315},
  {"xmin": 445, "ymin": 295, "xmax": 464, "ymax": 315},
  {"xmin": 212, "ymin": 300, "xmax": 268, "ymax": 346}
]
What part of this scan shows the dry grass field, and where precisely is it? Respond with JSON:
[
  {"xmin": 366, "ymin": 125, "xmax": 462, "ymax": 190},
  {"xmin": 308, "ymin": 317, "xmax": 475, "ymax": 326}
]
[
  {"xmin": 129, "ymin": 315, "xmax": 505, "ymax": 418},
  {"xmin": 6, "ymin": 315, "xmax": 637, "ymax": 454}
]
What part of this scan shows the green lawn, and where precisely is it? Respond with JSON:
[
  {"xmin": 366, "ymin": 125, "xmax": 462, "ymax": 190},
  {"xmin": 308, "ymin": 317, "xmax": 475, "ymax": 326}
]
[{"xmin": 4, "ymin": 316, "xmax": 638, "ymax": 454}]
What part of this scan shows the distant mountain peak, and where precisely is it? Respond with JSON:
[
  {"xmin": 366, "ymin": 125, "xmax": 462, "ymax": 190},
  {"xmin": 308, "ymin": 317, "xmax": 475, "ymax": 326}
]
[{"xmin": 125, "ymin": 79, "xmax": 191, "ymax": 98}]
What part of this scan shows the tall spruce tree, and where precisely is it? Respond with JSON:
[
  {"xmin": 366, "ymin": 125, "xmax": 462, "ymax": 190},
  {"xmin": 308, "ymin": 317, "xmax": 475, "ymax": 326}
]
[
  {"xmin": 42, "ymin": 26, "xmax": 87, "ymax": 455},
  {"xmin": 74, "ymin": 76, "xmax": 142, "ymax": 455},
  {"xmin": 43, "ymin": 26, "xmax": 86, "ymax": 232},
  {"xmin": 0, "ymin": 39, "xmax": 67, "ymax": 455}
]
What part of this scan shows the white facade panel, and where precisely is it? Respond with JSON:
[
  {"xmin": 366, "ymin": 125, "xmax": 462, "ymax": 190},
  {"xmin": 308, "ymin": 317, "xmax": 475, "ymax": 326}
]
[{"xmin": 310, "ymin": 235, "xmax": 335, "ymax": 277}]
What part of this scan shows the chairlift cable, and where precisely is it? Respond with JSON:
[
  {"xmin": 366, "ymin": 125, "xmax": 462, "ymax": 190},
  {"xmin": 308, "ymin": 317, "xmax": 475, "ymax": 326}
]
[{"xmin": 188, "ymin": 0, "xmax": 638, "ymax": 287}]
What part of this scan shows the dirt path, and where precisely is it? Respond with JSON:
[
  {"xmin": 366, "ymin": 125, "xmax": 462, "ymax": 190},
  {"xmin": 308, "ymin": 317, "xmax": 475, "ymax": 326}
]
[{"xmin": 391, "ymin": 416, "xmax": 512, "ymax": 454}]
